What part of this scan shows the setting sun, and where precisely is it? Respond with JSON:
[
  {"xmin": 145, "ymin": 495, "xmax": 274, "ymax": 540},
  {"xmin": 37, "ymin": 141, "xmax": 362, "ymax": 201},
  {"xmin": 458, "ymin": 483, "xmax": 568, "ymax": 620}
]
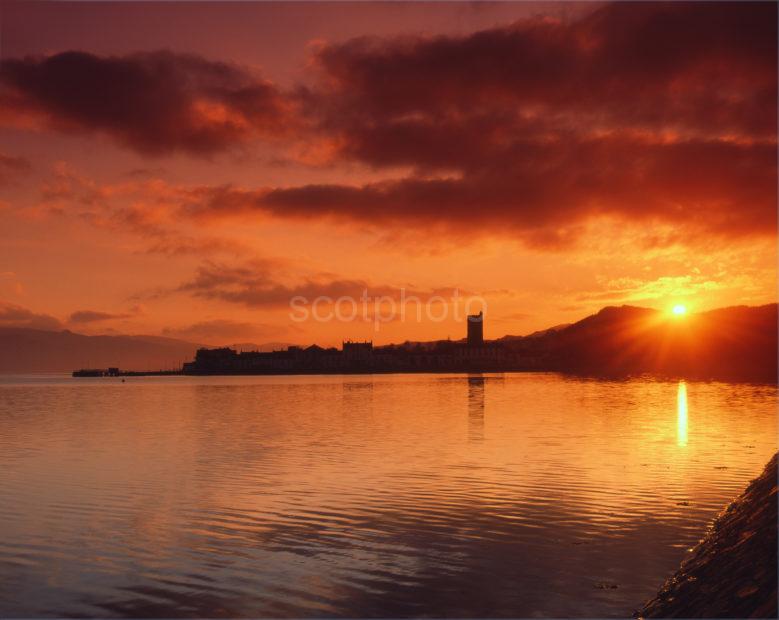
[{"xmin": 672, "ymin": 304, "xmax": 688, "ymax": 316}]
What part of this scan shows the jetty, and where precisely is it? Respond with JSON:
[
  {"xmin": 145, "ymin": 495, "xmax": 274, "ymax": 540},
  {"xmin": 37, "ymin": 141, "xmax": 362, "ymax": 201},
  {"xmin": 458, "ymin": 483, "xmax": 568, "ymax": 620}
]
[{"xmin": 72, "ymin": 367, "xmax": 182, "ymax": 377}]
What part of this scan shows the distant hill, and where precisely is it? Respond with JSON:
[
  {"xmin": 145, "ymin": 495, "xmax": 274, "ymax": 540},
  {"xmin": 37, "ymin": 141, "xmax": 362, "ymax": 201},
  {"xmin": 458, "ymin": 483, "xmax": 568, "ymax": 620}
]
[
  {"xmin": 0, "ymin": 327, "xmax": 310, "ymax": 374},
  {"xmin": 227, "ymin": 342, "xmax": 295, "ymax": 353},
  {"xmin": 506, "ymin": 304, "xmax": 778, "ymax": 382},
  {"xmin": 499, "ymin": 323, "xmax": 572, "ymax": 341},
  {"xmin": 0, "ymin": 328, "xmax": 206, "ymax": 373},
  {"xmin": 0, "ymin": 329, "xmax": 296, "ymax": 373}
]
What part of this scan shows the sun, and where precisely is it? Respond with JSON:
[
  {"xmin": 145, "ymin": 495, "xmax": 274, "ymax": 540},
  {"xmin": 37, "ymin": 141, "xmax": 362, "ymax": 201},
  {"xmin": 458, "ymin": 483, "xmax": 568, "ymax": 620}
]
[{"xmin": 672, "ymin": 304, "xmax": 687, "ymax": 316}]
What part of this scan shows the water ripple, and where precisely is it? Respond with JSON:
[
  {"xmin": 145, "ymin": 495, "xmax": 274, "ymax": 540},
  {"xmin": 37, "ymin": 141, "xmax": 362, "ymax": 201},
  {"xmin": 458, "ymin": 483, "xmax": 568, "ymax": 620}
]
[{"xmin": 0, "ymin": 373, "xmax": 775, "ymax": 617}]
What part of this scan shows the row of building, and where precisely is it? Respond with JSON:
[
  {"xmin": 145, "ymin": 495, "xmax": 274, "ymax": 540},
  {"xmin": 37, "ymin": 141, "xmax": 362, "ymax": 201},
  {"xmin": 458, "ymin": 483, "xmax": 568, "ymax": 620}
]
[{"xmin": 182, "ymin": 312, "xmax": 544, "ymax": 375}]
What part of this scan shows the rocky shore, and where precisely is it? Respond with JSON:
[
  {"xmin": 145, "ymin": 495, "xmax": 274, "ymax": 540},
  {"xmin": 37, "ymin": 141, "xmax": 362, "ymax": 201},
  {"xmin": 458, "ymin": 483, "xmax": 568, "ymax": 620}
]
[{"xmin": 637, "ymin": 454, "xmax": 778, "ymax": 618}]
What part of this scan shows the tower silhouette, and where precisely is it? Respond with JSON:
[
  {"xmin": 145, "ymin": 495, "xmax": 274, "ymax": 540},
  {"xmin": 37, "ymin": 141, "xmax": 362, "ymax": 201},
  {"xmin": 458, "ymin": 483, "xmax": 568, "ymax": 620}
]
[{"xmin": 467, "ymin": 311, "xmax": 484, "ymax": 346}]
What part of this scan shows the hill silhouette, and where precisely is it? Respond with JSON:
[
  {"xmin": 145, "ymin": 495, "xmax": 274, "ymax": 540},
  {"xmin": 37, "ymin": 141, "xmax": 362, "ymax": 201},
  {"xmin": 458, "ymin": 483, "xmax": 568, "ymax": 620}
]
[
  {"xmin": 527, "ymin": 304, "xmax": 777, "ymax": 381},
  {"xmin": 0, "ymin": 328, "xmax": 203, "ymax": 373},
  {"xmin": 0, "ymin": 328, "xmax": 291, "ymax": 373},
  {"xmin": 0, "ymin": 304, "xmax": 775, "ymax": 381}
]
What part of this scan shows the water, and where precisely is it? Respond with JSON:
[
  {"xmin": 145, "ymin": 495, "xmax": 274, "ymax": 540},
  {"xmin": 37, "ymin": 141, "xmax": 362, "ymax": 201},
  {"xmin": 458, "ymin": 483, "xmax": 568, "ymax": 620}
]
[{"xmin": 0, "ymin": 373, "xmax": 775, "ymax": 618}]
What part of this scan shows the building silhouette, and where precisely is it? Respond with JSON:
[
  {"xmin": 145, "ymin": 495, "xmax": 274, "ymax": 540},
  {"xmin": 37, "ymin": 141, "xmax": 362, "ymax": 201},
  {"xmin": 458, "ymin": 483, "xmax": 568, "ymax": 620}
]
[
  {"xmin": 343, "ymin": 340, "xmax": 373, "ymax": 361},
  {"xmin": 177, "ymin": 308, "xmax": 540, "ymax": 375},
  {"xmin": 467, "ymin": 311, "xmax": 484, "ymax": 346}
]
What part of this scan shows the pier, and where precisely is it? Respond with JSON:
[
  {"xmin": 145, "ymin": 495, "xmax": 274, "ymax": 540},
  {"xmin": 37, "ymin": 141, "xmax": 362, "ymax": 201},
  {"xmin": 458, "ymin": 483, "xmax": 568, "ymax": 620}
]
[{"xmin": 72, "ymin": 368, "xmax": 182, "ymax": 377}]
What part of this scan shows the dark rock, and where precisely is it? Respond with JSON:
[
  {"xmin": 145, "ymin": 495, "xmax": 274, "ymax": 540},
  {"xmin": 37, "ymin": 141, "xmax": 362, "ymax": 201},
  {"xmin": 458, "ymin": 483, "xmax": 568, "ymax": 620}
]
[{"xmin": 637, "ymin": 454, "xmax": 777, "ymax": 618}]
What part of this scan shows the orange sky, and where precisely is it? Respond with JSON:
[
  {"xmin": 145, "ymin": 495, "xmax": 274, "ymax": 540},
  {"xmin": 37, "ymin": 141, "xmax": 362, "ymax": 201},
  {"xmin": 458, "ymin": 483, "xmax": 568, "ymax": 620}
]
[{"xmin": 0, "ymin": 1, "xmax": 776, "ymax": 347}]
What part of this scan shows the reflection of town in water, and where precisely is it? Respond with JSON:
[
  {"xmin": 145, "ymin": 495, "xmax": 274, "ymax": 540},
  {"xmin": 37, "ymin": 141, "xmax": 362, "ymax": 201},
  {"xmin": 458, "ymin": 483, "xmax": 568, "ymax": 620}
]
[{"xmin": 468, "ymin": 375, "xmax": 485, "ymax": 441}]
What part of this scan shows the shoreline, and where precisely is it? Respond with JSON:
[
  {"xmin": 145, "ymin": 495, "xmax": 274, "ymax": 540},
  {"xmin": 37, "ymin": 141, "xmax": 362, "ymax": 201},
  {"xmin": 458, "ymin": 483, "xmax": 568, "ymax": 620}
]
[
  {"xmin": 637, "ymin": 453, "xmax": 778, "ymax": 618},
  {"xmin": 69, "ymin": 367, "xmax": 778, "ymax": 385}
]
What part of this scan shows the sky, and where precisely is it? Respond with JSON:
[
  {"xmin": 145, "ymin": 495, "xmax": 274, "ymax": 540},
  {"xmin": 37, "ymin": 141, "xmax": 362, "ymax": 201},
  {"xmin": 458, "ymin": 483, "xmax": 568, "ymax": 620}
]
[{"xmin": 0, "ymin": 1, "xmax": 776, "ymax": 347}]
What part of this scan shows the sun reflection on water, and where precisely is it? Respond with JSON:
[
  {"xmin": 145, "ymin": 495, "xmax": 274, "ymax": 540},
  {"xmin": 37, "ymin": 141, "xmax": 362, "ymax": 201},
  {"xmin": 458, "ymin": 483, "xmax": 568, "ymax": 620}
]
[{"xmin": 677, "ymin": 380, "xmax": 688, "ymax": 447}]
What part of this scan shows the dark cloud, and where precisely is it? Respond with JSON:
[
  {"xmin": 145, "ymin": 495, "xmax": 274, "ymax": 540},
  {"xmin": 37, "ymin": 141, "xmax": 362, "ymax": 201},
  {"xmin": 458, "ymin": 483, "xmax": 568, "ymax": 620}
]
[
  {"xmin": 68, "ymin": 310, "xmax": 133, "ymax": 324},
  {"xmin": 0, "ymin": 302, "xmax": 62, "ymax": 331},
  {"xmin": 311, "ymin": 1, "xmax": 776, "ymax": 150},
  {"xmin": 0, "ymin": 50, "xmax": 290, "ymax": 155},
  {"xmin": 170, "ymin": 260, "xmax": 469, "ymax": 310},
  {"xmin": 0, "ymin": 152, "xmax": 31, "ymax": 185},
  {"xmin": 0, "ymin": 153, "xmax": 31, "ymax": 172},
  {"xmin": 177, "ymin": 260, "xmax": 390, "ymax": 308},
  {"xmin": 123, "ymin": 167, "xmax": 167, "ymax": 179},
  {"xmin": 3, "ymin": 2, "xmax": 776, "ymax": 243},
  {"xmin": 182, "ymin": 1, "xmax": 775, "ymax": 243},
  {"xmin": 181, "ymin": 137, "xmax": 776, "ymax": 244}
]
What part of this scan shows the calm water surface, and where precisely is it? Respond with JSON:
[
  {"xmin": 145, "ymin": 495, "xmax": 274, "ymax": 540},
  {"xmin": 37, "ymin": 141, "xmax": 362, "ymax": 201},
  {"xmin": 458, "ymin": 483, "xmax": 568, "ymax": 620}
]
[{"xmin": 0, "ymin": 373, "xmax": 775, "ymax": 618}]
